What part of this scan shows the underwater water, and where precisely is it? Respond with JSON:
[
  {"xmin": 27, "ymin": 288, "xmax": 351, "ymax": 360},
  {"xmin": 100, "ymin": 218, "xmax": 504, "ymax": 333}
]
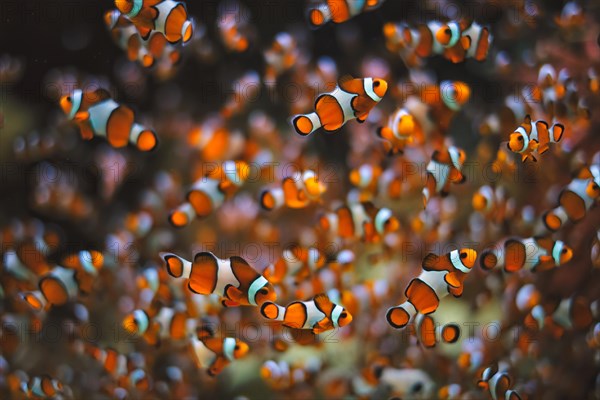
[{"xmin": 0, "ymin": 0, "xmax": 600, "ymax": 399}]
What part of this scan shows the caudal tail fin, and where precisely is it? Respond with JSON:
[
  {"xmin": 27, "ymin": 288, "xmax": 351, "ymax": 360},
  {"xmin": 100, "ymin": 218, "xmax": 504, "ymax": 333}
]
[{"xmin": 292, "ymin": 113, "xmax": 321, "ymax": 136}]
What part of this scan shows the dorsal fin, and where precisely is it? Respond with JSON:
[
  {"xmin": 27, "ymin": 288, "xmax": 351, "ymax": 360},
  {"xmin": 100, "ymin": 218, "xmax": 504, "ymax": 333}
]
[{"xmin": 313, "ymin": 293, "xmax": 334, "ymax": 316}]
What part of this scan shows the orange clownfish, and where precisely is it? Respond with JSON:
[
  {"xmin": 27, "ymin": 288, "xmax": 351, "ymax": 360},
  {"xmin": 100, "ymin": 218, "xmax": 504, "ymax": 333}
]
[
  {"xmin": 218, "ymin": 8, "xmax": 251, "ymax": 52},
  {"xmin": 477, "ymin": 365, "xmax": 521, "ymax": 400},
  {"xmin": 543, "ymin": 158, "xmax": 600, "ymax": 231},
  {"xmin": 386, "ymin": 249, "xmax": 477, "ymax": 329},
  {"xmin": 260, "ymin": 293, "xmax": 353, "ymax": 334},
  {"xmin": 105, "ymin": 10, "xmax": 154, "ymax": 67},
  {"xmin": 383, "ymin": 20, "xmax": 490, "ymax": 65},
  {"xmin": 187, "ymin": 118, "xmax": 245, "ymax": 161},
  {"xmin": 261, "ymin": 359, "xmax": 313, "ymax": 389},
  {"xmin": 21, "ymin": 375, "xmax": 65, "ymax": 399},
  {"xmin": 480, "ymin": 237, "xmax": 572, "ymax": 273},
  {"xmin": 307, "ymin": 0, "xmax": 384, "ymax": 28},
  {"xmin": 438, "ymin": 384, "xmax": 462, "ymax": 400},
  {"xmin": 264, "ymin": 32, "xmax": 298, "ymax": 86},
  {"xmin": 60, "ymin": 89, "xmax": 158, "ymax": 151},
  {"xmin": 376, "ymin": 107, "xmax": 423, "ymax": 155},
  {"xmin": 263, "ymin": 245, "xmax": 326, "ymax": 284},
  {"xmin": 527, "ymin": 296, "xmax": 594, "ymax": 335},
  {"xmin": 161, "ymin": 251, "xmax": 277, "ymax": 307},
  {"xmin": 260, "ymin": 170, "xmax": 326, "ymax": 211},
  {"xmin": 472, "ymin": 185, "xmax": 516, "ymax": 224},
  {"xmin": 292, "ymin": 76, "xmax": 387, "ymax": 136},
  {"xmin": 189, "ymin": 328, "xmax": 249, "ymax": 376},
  {"xmin": 507, "ymin": 115, "xmax": 564, "ymax": 162},
  {"xmin": 169, "ymin": 161, "xmax": 249, "ymax": 227},
  {"xmin": 319, "ymin": 201, "xmax": 400, "ymax": 242},
  {"xmin": 122, "ymin": 306, "xmax": 191, "ymax": 345},
  {"xmin": 114, "ymin": 0, "xmax": 194, "ymax": 44},
  {"xmin": 422, "ymin": 146, "xmax": 466, "ymax": 208},
  {"xmin": 413, "ymin": 314, "xmax": 461, "ymax": 348}
]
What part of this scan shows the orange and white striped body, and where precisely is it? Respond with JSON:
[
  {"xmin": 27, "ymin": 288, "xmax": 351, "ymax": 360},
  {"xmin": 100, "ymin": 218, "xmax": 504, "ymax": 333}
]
[
  {"xmin": 543, "ymin": 156, "xmax": 600, "ymax": 231},
  {"xmin": 60, "ymin": 89, "xmax": 158, "ymax": 151},
  {"xmin": 115, "ymin": 0, "xmax": 194, "ymax": 44},
  {"xmin": 477, "ymin": 364, "xmax": 521, "ymax": 400},
  {"xmin": 376, "ymin": 107, "xmax": 423, "ymax": 155},
  {"xmin": 422, "ymin": 146, "xmax": 466, "ymax": 208},
  {"xmin": 319, "ymin": 201, "xmax": 399, "ymax": 242},
  {"xmin": 169, "ymin": 161, "xmax": 248, "ymax": 227},
  {"xmin": 260, "ymin": 170, "xmax": 326, "ymax": 211},
  {"xmin": 263, "ymin": 245, "xmax": 326, "ymax": 284},
  {"xmin": 386, "ymin": 249, "xmax": 476, "ymax": 329},
  {"xmin": 260, "ymin": 293, "xmax": 353, "ymax": 334},
  {"xmin": 308, "ymin": 0, "xmax": 385, "ymax": 28},
  {"xmin": 292, "ymin": 77, "xmax": 387, "ymax": 136},
  {"xmin": 480, "ymin": 237, "xmax": 572, "ymax": 273},
  {"xmin": 507, "ymin": 116, "xmax": 564, "ymax": 162},
  {"xmin": 161, "ymin": 251, "xmax": 276, "ymax": 307},
  {"xmin": 189, "ymin": 332, "xmax": 249, "ymax": 376}
]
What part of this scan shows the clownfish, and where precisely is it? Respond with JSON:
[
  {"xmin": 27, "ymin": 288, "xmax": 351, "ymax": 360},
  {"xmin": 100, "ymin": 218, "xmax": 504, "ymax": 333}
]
[
  {"xmin": 221, "ymin": 71, "xmax": 261, "ymax": 118},
  {"xmin": 527, "ymin": 296, "xmax": 594, "ymax": 334},
  {"xmin": 260, "ymin": 170, "xmax": 326, "ymax": 211},
  {"xmin": 307, "ymin": 0, "xmax": 384, "ymax": 28},
  {"xmin": 477, "ymin": 365, "xmax": 521, "ymax": 400},
  {"xmin": 105, "ymin": 10, "xmax": 154, "ymax": 67},
  {"xmin": 383, "ymin": 20, "xmax": 491, "ymax": 65},
  {"xmin": 319, "ymin": 201, "xmax": 400, "ymax": 242},
  {"xmin": 413, "ymin": 314, "xmax": 461, "ymax": 348},
  {"xmin": 87, "ymin": 346, "xmax": 131, "ymax": 379},
  {"xmin": 261, "ymin": 359, "xmax": 314, "ymax": 389},
  {"xmin": 189, "ymin": 328, "xmax": 249, "ymax": 376},
  {"xmin": 543, "ymin": 157, "xmax": 600, "ymax": 231},
  {"xmin": 507, "ymin": 115, "xmax": 564, "ymax": 162},
  {"xmin": 60, "ymin": 89, "xmax": 158, "ymax": 151},
  {"xmin": 480, "ymin": 237, "xmax": 572, "ymax": 273},
  {"xmin": 161, "ymin": 251, "xmax": 277, "ymax": 307},
  {"xmin": 438, "ymin": 384, "xmax": 462, "ymax": 400},
  {"xmin": 263, "ymin": 245, "xmax": 326, "ymax": 284},
  {"xmin": 187, "ymin": 118, "xmax": 245, "ymax": 161},
  {"xmin": 386, "ymin": 249, "xmax": 477, "ymax": 329},
  {"xmin": 122, "ymin": 305, "xmax": 192, "ymax": 345},
  {"xmin": 28, "ymin": 265, "xmax": 87, "ymax": 307},
  {"xmin": 348, "ymin": 164, "xmax": 382, "ymax": 203},
  {"xmin": 260, "ymin": 293, "xmax": 353, "ymax": 334},
  {"xmin": 461, "ymin": 22, "xmax": 492, "ymax": 61},
  {"xmin": 291, "ymin": 76, "xmax": 387, "ymax": 136},
  {"xmin": 114, "ymin": 0, "xmax": 194, "ymax": 44},
  {"xmin": 422, "ymin": 146, "xmax": 466, "ymax": 208},
  {"xmin": 264, "ymin": 32, "xmax": 298, "ymax": 87},
  {"xmin": 20, "ymin": 375, "xmax": 65, "ymax": 399},
  {"xmin": 376, "ymin": 107, "xmax": 423, "ymax": 155},
  {"xmin": 457, "ymin": 337, "xmax": 487, "ymax": 373},
  {"xmin": 169, "ymin": 161, "xmax": 249, "ymax": 227},
  {"xmin": 218, "ymin": 7, "xmax": 251, "ymax": 52},
  {"xmin": 554, "ymin": 2, "xmax": 585, "ymax": 33},
  {"xmin": 472, "ymin": 185, "xmax": 516, "ymax": 224}
]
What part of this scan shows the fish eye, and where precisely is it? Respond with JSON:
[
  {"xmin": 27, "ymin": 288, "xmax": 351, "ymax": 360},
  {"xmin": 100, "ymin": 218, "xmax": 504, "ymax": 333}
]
[
  {"xmin": 411, "ymin": 381, "xmax": 424, "ymax": 392},
  {"xmin": 561, "ymin": 249, "xmax": 568, "ymax": 254},
  {"xmin": 518, "ymin": 136, "xmax": 523, "ymax": 141},
  {"xmin": 460, "ymin": 252, "xmax": 467, "ymax": 259},
  {"xmin": 340, "ymin": 312, "xmax": 347, "ymax": 318},
  {"xmin": 373, "ymin": 80, "xmax": 380, "ymax": 88},
  {"xmin": 66, "ymin": 96, "xmax": 71, "ymax": 102},
  {"xmin": 234, "ymin": 345, "xmax": 240, "ymax": 350},
  {"xmin": 259, "ymin": 288, "xmax": 269, "ymax": 295},
  {"xmin": 444, "ymin": 28, "xmax": 451, "ymax": 35}
]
